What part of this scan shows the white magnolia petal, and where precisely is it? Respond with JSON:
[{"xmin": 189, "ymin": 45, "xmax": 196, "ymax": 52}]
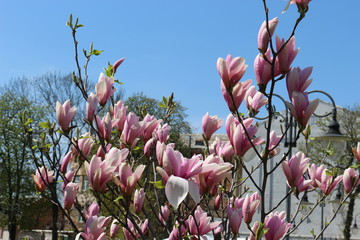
[
  {"xmin": 188, "ymin": 179, "xmax": 200, "ymax": 204},
  {"xmin": 165, "ymin": 175, "xmax": 189, "ymax": 209}
]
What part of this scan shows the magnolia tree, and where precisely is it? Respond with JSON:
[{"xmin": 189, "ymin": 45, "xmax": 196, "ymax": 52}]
[{"xmin": 28, "ymin": 1, "xmax": 360, "ymax": 240}]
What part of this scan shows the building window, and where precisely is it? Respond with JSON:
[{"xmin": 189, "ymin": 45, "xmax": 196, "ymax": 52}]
[
  {"xmin": 82, "ymin": 176, "xmax": 89, "ymax": 191},
  {"xmin": 195, "ymin": 140, "xmax": 204, "ymax": 146}
]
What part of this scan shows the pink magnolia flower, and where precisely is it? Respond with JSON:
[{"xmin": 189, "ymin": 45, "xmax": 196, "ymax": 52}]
[
  {"xmin": 195, "ymin": 154, "xmax": 232, "ymax": 195},
  {"xmin": 286, "ymin": 92, "xmax": 319, "ymax": 127},
  {"xmin": 202, "ymin": 113, "xmax": 223, "ymax": 140},
  {"xmin": 242, "ymin": 192, "xmax": 261, "ymax": 225},
  {"xmin": 134, "ymin": 188, "xmax": 145, "ymax": 214},
  {"xmin": 72, "ymin": 132, "xmax": 94, "ymax": 160},
  {"xmin": 214, "ymin": 194, "xmax": 221, "ymax": 210},
  {"xmin": 227, "ymin": 205, "xmax": 242, "ymax": 234},
  {"xmin": 104, "ymin": 147, "xmax": 129, "ymax": 169},
  {"xmin": 209, "ymin": 138, "xmax": 235, "ymax": 161},
  {"xmin": 96, "ymin": 113, "xmax": 117, "ymax": 142},
  {"xmin": 187, "ymin": 206, "xmax": 221, "ymax": 237},
  {"xmin": 264, "ymin": 211, "xmax": 292, "ymax": 240},
  {"xmin": 142, "ymin": 114, "xmax": 162, "ymax": 142},
  {"xmin": 343, "ymin": 168, "xmax": 360, "ymax": 194},
  {"xmin": 56, "ymin": 100, "xmax": 76, "ymax": 132},
  {"xmin": 257, "ymin": 17, "xmax": 279, "ymax": 53},
  {"xmin": 110, "ymin": 219, "xmax": 120, "ymax": 239},
  {"xmin": 254, "ymin": 50, "xmax": 280, "ymax": 90},
  {"xmin": 158, "ymin": 205, "xmax": 171, "ymax": 225},
  {"xmin": 120, "ymin": 113, "xmax": 147, "ymax": 148},
  {"xmin": 276, "ymin": 36, "xmax": 298, "ymax": 74},
  {"xmin": 32, "ymin": 166, "xmax": 54, "ymax": 192},
  {"xmin": 286, "ymin": 66, "xmax": 313, "ymax": 99},
  {"xmin": 168, "ymin": 222, "xmax": 186, "ymax": 240},
  {"xmin": 308, "ymin": 164, "xmax": 326, "ymax": 188},
  {"xmin": 60, "ymin": 151, "xmax": 73, "ymax": 173},
  {"xmin": 112, "ymin": 57, "xmax": 125, "ymax": 74},
  {"xmin": 268, "ymin": 131, "xmax": 282, "ymax": 157},
  {"xmin": 144, "ymin": 137, "xmax": 156, "ymax": 157},
  {"xmin": 85, "ymin": 155, "xmax": 115, "ymax": 192},
  {"xmin": 113, "ymin": 100, "xmax": 127, "ymax": 131},
  {"xmin": 249, "ymin": 221, "xmax": 260, "ymax": 240},
  {"xmin": 113, "ymin": 163, "xmax": 145, "ymax": 196},
  {"xmin": 83, "ymin": 202, "xmax": 100, "ymax": 220},
  {"xmin": 226, "ymin": 116, "xmax": 263, "ymax": 157},
  {"xmin": 86, "ymin": 92, "xmax": 98, "ymax": 122},
  {"xmin": 95, "ymin": 73, "xmax": 115, "ymax": 106},
  {"xmin": 123, "ymin": 219, "xmax": 148, "ymax": 240},
  {"xmin": 282, "ymin": 152, "xmax": 311, "ymax": 193},
  {"xmin": 291, "ymin": 0, "xmax": 311, "ymax": 10},
  {"xmin": 216, "ymin": 54, "xmax": 248, "ymax": 90},
  {"xmin": 221, "ymin": 79, "xmax": 252, "ymax": 112},
  {"xmin": 76, "ymin": 215, "xmax": 112, "ymax": 240},
  {"xmin": 245, "ymin": 86, "xmax": 268, "ymax": 115},
  {"xmin": 64, "ymin": 182, "xmax": 79, "ymax": 210},
  {"xmin": 352, "ymin": 142, "xmax": 360, "ymax": 162},
  {"xmin": 155, "ymin": 123, "xmax": 171, "ymax": 143},
  {"xmin": 319, "ymin": 169, "xmax": 343, "ymax": 195}
]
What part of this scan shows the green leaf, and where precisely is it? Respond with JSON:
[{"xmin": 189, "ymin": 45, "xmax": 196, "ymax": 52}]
[
  {"xmin": 91, "ymin": 49, "xmax": 104, "ymax": 56},
  {"xmin": 23, "ymin": 118, "xmax": 33, "ymax": 126},
  {"xmin": 27, "ymin": 128, "xmax": 33, "ymax": 132},
  {"xmin": 40, "ymin": 121, "xmax": 51, "ymax": 129},
  {"xmin": 76, "ymin": 24, "xmax": 84, "ymax": 28},
  {"xmin": 325, "ymin": 169, "xmax": 333, "ymax": 176},
  {"xmin": 31, "ymin": 145, "xmax": 38, "ymax": 149},
  {"xmin": 114, "ymin": 79, "xmax": 123, "ymax": 85},
  {"xmin": 114, "ymin": 196, "xmax": 124, "ymax": 202},
  {"xmin": 149, "ymin": 180, "xmax": 165, "ymax": 189}
]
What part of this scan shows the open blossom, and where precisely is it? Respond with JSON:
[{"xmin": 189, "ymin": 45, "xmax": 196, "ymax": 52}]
[
  {"xmin": 76, "ymin": 215, "xmax": 112, "ymax": 240},
  {"xmin": 195, "ymin": 154, "xmax": 232, "ymax": 195},
  {"xmin": 245, "ymin": 86, "xmax": 268, "ymax": 115},
  {"xmin": 319, "ymin": 169, "xmax": 343, "ymax": 195},
  {"xmin": 155, "ymin": 123, "xmax": 170, "ymax": 143},
  {"xmin": 120, "ymin": 112, "xmax": 146, "ymax": 148},
  {"xmin": 187, "ymin": 206, "xmax": 221, "ymax": 237},
  {"xmin": 202, "ymin": 113, "xmax": 223, "ymax": 140},
  {"xmin": 210, "ymin": 138, "xmax": 235, "ymax": 161},
  {"xmin": 352, "ymin": 142, "xmax": 360, "ymax": 162},
  {"xmin": 72, "ymin": 132, "xmax": 94, "ymax": 159},
  {"xmin": 286, "ymin": 66, "xmax": 313, "ymax": 99},
  {"xmin": 64, "ymin": 182, "xmax": 78, "ymax": 210},
  {"xmin": 86, "ymin": 92, "xmax": 98, "ymax": 122},
  {"xmin": 257, "ymin": 17, "xmax": 279, "ymax": 53},
  {"xmin": 113, "ymin": 163, "xmax": 145, "ymax": 196},
  {"xmin": 56, "ymin": 100, "xmax": 76, "ymax": 132},
  {"xmin": 343, "ymin": 168, "xmax": 360, "ymax": 194},
  {"xmin": 95, "ymin": 73, "xmax": 115, "ymax": 106},
  {"xmin": 142, "ymin": 114, "xmax": 162, "ymax": 142},
  {"xmin": 242, "ymin": 192, "xmax": 261, "ymax": 224},
  {"xmin": 85, "ymin": 156, "xmax": 115, "ymax": 192},
  {"xmin": 217, "ymin": 55, "xmax": 248, "ymax": 90},
  {"xmin": 282, "ymin": 152, "xmax": 311, "ymax": 193},
  {"xmin": 286, "ymin": 92, "xmax": 319, "ymax": 127},
  {"xmin": 32, "ymin": 166, "xmax": 54, "ymax": 192},
  {"xmin": 221, "ymin": 79, "xmax": 252, "ymax": 112},
  {"xmin": 264, "ymin": 211, "xmax": 292, "ymax": 240},
  {"xmin": 276, "ymin": 36, "xmax": 298, "ymax": 74},
  {"xmin": 226, "ymin": 115, "xmax": 263, "ymax": 157},
  {"xmin": 308, "ymin": 164, "xmax": 326, "ymax": 188}
]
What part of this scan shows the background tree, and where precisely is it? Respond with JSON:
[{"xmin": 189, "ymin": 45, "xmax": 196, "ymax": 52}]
[
  {"xmin": 125, "ymin": 92, "xmax": 192, "ymax": 156},
  {"xmin": 0, "ymin": 86, "xmax": 46, "ymax": 240}
]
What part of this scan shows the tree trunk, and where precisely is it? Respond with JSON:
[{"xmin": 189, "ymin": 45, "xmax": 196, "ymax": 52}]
[
  {"xmin": 9, "ymin": 218, "xmax": 17, "ymax": 240},
  {"xmin": 343, "ymin": 186, "xmax": 360, "ymax": 240},
  {"xmin": 51, "ymin": 184, "xmax": 58, "ymax": 240}
]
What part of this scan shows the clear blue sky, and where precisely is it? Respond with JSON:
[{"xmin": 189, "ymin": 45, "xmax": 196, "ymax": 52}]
[{"xmin": 1, "ymin": 1, "xmax": 359, "ymax": 131}]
